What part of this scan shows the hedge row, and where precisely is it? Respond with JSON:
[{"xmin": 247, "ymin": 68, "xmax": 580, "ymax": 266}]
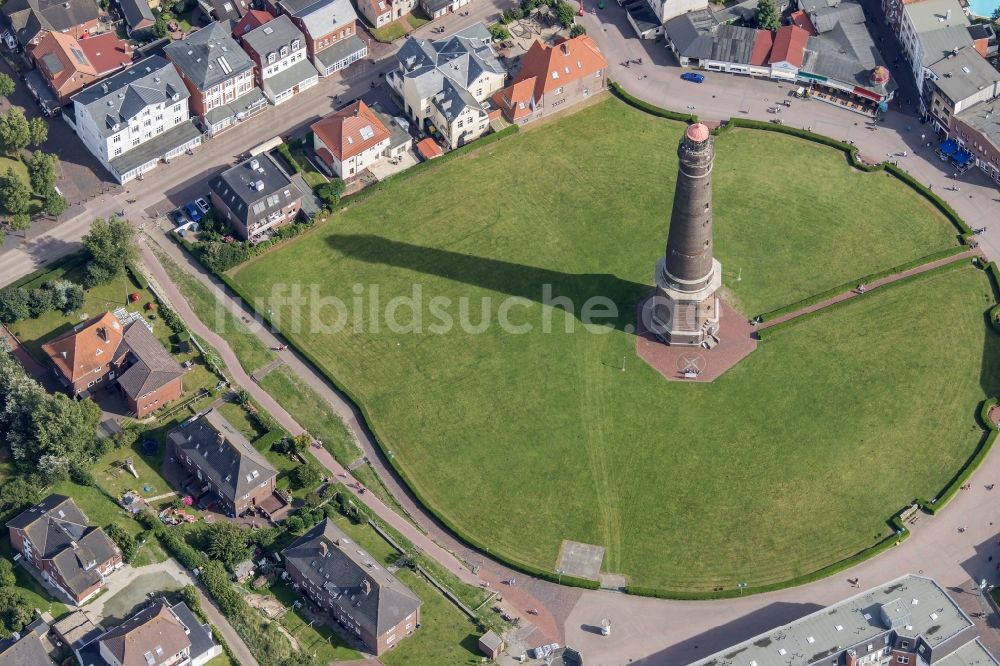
[
  {"xmin": 884, "ymin": 164, "xmax": 971, "ymax": 236},
  {"xmin": 126, "ymin": 263, "xmax": 149, "ymax": 290},
  {"xmin": 979, "ymin": 397, "xmax": 998, "ymax": 431},
  {"xmin": 607, "ymin": 81, "xmax": 698, "ymax": 124},
  {"xmin": 920, "ymin": 428, "xmax": 998, "ymax": 515},
  {"xmin": 628, "ymin": 512, "xmax": 909, "ymax": 600},
  {"xmin": 758, "ymin": 258, "xmax": 970, "ymax": 340},
  {"xmin": 8, "ymin": 250, "xmax": 88, "ymax": 290},
  {"xmin": 217, "ymin": 271, "xmax": 601, "ymax": 592},
  {"xmin": 755, "ymin": 245, "xmax": 967, "ymax": 323}
]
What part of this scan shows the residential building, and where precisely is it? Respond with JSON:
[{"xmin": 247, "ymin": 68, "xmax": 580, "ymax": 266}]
[
  {"xmin": 312, "ymin": 100, "xmax": 392, "ymax": 177},
  {"xmin": 27, "ymin": 30, "xmax": 132, "ymax": 108},
  {"xmin": 952, "ymin": 100, "xmax": 1000, "ymax": 185},
  {"xmin": 492, "ymin": 35, "xmax": 607, "ymax": 124},
  {"xmin": 76, "ymin": 598, "xmax": 222, "ymax": 666},
  {"xmin": 0, "ymin": 619, "xmax": 54, "ymax": 666},
  {"xmin": 51, "ymin": 611, "xmax": 103, "ymax": 658},
  {"xmin": 623, "ymin": 0, "xmax": 663, "ymax": 39},
  {"xmin": 6, "ymin": 495, "xmax": 123, "ymax": 605},
  {"xmin": 209, "ymin": 152, "xmax": 303, "ymax": 240},
  {"xmin": 389, "ymin": 23, "xmax": 506, "ymax": 148},
  {"xmin": 233, "ymin": 8, "xmax": 274, "ymax": 38},
  {"xmin": 686, "ymin": 574, "xmax": 1000, "ymax": 666},
  {"xmin": 1, "ymin": 0, "xmax": 101, "ymax": 51},
  {"xmin": 70, "ymin": 55, "xmax": 202, "ymax": 184},
  {"xmin": 42, "ymin": 310, "xmax": 184, "ymax": 418},
  {"xmin": 924, "ymin": 45, "xmax": 1000, "ymax": 134},
  {"xmin": 118, "ymin": 0, "xmax": 155, "ymax": 38},
  {"xmin": 356, "ymin": 0, "xmax": 392, "ymax": 29},
  {"xmin": 197, "ymin": 0, "xmax": 246, "ymax": 23},
  {"xmin": 419, "ymin": 0, "xmax": 470, "ymax": 19},
  {"xmin": 240, "ymin": 14, "xmax": 319, "ymax": 104},
  {"xmin": 644, "ymin": 0, "xmax": 708, "ymax": 24},
  {"xmin": 896, "ymin": 0, "xmax": 977, "ymax": 103},
  {"xmin": 283, "ymin": 519, "xmax": 422, "ymax": 655},
  {"xmin": 271, "ymin": 0, "xmax": 367, "ymax": 77},
  {"xmin": 165, "ymin": 22, "xmax": 267, "ymax": 136},
  {"xmin": 167, "ymin": 409, "xmax": 280, "ymax": 516}
]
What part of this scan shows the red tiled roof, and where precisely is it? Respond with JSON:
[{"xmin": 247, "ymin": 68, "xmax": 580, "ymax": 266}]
[
  {"xmin": 769, "ymin": 25, "xmax": 808, "ymax": 68},
  {"xmin": 79, "ymin": 32, "xmax": 133, "ymax": 74},
  {"xmin": 233, "ymin": 9, "xmax": 274, "ymax": 38},
  {"xmin": 29, "ymin": 30, "xmax": 131, "ymax": 98},
  {"xmin": 416, "ymin": 138, "xmax": 443, "ymax": 160},
  {"xmin": 789, "ymin": 10, "xmax": 818, "ymax": 36},
  {"xmin": 359, "ymin": 0, "xmax": 391, "ymax": 17},
  {"xmin": 311, "ymin": 100, "xmax": 391, "ymax": 163},
  {"xmin": 492, "ymin": 77, "xmax": 537, "ymax": 121},
  {"xmin": 514, "ymin": 35, "xmax": 608, "ymax": 104},
  {"xmin": 42, "ymin": 312, "xmax": 123, "ymax": 383},
  {"xmin": 750, "ymin": 29, "xmax": 773, "ymax": 66}
]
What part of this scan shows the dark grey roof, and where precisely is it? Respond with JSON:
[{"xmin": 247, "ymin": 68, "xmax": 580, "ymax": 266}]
[
  {"xmin": 261, "ymin": 57, "xmax": 319, "ymax": 98},
  {"xmin": 115, "ymin": 320, "xmax": 183, "ymax": 402},
  {"xmin": 0, "ymin": 631, "xmax": 52, "ymax": 666},
  {"xmin": 956, "ymin": 99, "xmax": 1000, "ymax": 151},
  {"xmin": 71, "ymin": 56, "xmax": 189, "ymax": 140},
  {"xmin": 108, "ymin": 119, "xmax": 201, "ymax": 175},
  {"xmin": 798, "ymin": 2, "xmax": 896, "ymax": 95},
  {"xmin": 919, "ymin": 25, "xmax": 974, "ymax": 67},
  {"xmin": 420, "ymin": 0, "xmax": 451, "ymax": 14},
  {"xmin": 164, "ymin": 22, "xmax": 254, "ymax": 91},
  {"xmin": 167, "ymin": 409, "xmax": 277, "ymax": 502},
  {"xmin": 278, "ymin": 0, "xmax": 357, "ymax": 39},
  {"xmin": 313, "ymin": 33, "xmax": 365, "ymax": 69},
  {"xmin": 2, "ymin": 0, "xmax": 100, "ymax": 47},
  {"xmin": 625, "ymin": 1, "xmax": 660, "ymax": 34},
  {"xmin": 808, "ymin": 2, "xmax": 864, "ymax": 33},
  {"xmin": 370, "ymin": 101, "xmax": 411, "ymax": 150},
  {"xmin": 395, "ymin": 23, "xmax": 504, "ymax": 101},
  {"xmin": 928, "ymin": 47, "xmax": 1000, "ymax": 104},
  {"xmin": 197, "ymin": 0, "xmax": 243, "ymax": 21},
  {"xmin": 118, "ymin": 0, "xmax": 154, "ymax": 30},
  {"xmin": 664, "ymin": 9, "xmax": 718, "ymax": 60},
  {"xmin": 709, "ymin": 23, "xmax": 756, "ymax": 64},
  {"xmin": 283, "ymin": 519, "xmax": 422, "ymax": 637},
  {"xmin": 202, "ymin": 86, "xmax": 267, "ymax": 125},
  {"xmin": 242, "ymin": 13, "xmax": 303, "ymax": 56},
  {"xmin": 169, "ymin": 602, "xmax": 217, "ymax": 662},
  {"xmin": 6, "ymin": 495, "xmax": 120, "ymax": 600},
  {"xmin": 433, "ymin": 76, "xmax": 483, "ymax": 121},
  {"xmin": 209, "ymin": 152, "xmax": 300, "ymax": 219}
]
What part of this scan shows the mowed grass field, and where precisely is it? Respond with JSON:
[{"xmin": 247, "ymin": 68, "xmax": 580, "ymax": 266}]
[{"xmin": 231, "ymin": 98, "xmax": 994, "ymax": 591}]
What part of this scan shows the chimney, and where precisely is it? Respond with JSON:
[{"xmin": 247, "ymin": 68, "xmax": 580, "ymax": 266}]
[
  {"xmin": 255, "ymin": 180, "xmax": 265, "ymax": 191},
  {"xmin": 97, "ymin": 327, "xmax": 108, "ymax": 343},
  {"xmin": 946, "ymin": 8, "xmax": 951, "ymax": 19},
  {"xmin": 319, "ymin": 540, "xmax": 328, "ymax": 557},
  {"xmin": 216, "ymin": 432, "xmax": 224, "ymax": 446},
  {"xmin": 361, "ymin": 579, "xmax": 371, "ymax": 595},
  {"xmin": 845, "ymin": 650, "xmax": 858, "ymax": 666},
  {"xmin": 561, "ymin": 42, "xmax": 570, "ymax": 55}
]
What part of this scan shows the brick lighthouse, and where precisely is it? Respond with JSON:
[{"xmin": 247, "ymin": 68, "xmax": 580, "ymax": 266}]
[{"xmin": 650, "ymin": 122, "xmax": 722, "ymax": 347}]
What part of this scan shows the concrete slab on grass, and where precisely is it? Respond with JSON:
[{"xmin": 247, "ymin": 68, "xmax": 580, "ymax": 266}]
[{"xmin": 557, "ymin": 540, "xmax": 605, "ymax": 580}]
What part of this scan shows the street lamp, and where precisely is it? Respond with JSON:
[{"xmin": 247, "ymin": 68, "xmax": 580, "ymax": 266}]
[
  {"xmin": 556, "ymin": 568, "xmax": 565, "ymax": 585},
  {"xmin": 737, "ymin": 582, "xmax": 748, "ymax": 595}
]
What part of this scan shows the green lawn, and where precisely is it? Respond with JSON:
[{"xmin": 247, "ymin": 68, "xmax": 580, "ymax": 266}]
[
  {"xmin": 0, "ymin": 154, "xmax": 43, "ymax": 214},
  {"xmin": 258, "ymin": 579, "xmax": 360, "ymax": 663},
  {"xmin": 230, "ymin": 98, "xmax": 992, "ymax": 592},
  {"xmin": 47, "ymin": 479, "xmax": 147, "ymax": 539},
  {"xmin": 217, "ymin": 400, "xmax": 268, "ymax": 441},
  {"xmin": 288, "ymin": 143, "xmax": 328, "ymax": 190},
  {"xmin": 370, "ymin": 19, "xmax": 409, "ymax": 43},
  {"xmin": 406, "ymin": 11, "xmax": 429, "ymax": 29},
  {"xmin": 0, "ymin": 533, "xmax": 69, "ymax": 619}
]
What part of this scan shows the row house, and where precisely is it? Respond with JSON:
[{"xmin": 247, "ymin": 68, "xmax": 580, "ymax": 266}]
[
  {"xmin": 209, "ymin": 152, "xmax": 303, "ymax": 240},
  {"xmin": 6, "ymin": 495, "xmax": 123, "ymax": 605},
  {"xmin": 389, "ymin": 23, "xmax": 506, "ymax": 149},
  {"xmin": 70, "ymin": 55, "xmax": 202, "ymax": 184},
  {"xmin": 167, "ymin": 409, "xmax": 280, "ymax": 517},
  {"xmin": 356, "ymin": 0, "xmax": 415, "ymax": 26},
  {"xmin": 240, "ymin": 14, "xmax": 319, "ymax": 104},
  {"xmin": 951, "ymin": 102, "xmax": 1000, "ymax": 186},
  {"xmin": 283, "ymin": 519, "xmax": 422, "ymax": 655},
  {"xmin": 27, "ymin": 29, "xmax": 132, "ymax": 112},
  {"xmin": 165, "ymin": 21, "xmax": 268, "ymax": 136},
  {"xmin": 272, "ymin": 0, "xmax": 367, "ymax": 77}
]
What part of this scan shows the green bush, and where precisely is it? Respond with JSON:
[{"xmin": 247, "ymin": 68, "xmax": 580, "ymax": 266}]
[{"xmin": 608, "ymin": 81, "xmax": 698, "ymax": 124}]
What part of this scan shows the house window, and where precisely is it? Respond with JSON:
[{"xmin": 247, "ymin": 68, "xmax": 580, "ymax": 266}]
[
  {"xmin": 897, "ymin": 658, "xmax": 909, "ymax": 665},
  {"xmin": 553, "ymin": 86, "xmax": 564, "ymax": 95},
  {"xmin": 280, "ymin": 46, "xmax": 289, "ymax": 58},
  {"xmin": 292, "ymin": 38, "xmax": 300, "ymax": 50},
  {"xmin": 267, "ymin": 52, "xmax": 276, "ymax": 64}
]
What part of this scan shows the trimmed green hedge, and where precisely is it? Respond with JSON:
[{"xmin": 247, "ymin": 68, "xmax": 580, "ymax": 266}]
[
  {"xmin": 8, "ymin": 250, "xmax": 89, "ymax": 290},
  {"xmin": 755, "ymin": 246, "xmax": 967, "ymax": 323},
  {"xmin": 126, "ymin": 263, "xmax": 149, "ymax": 290},
  {"xmin": 920, "ymin": 428, "xmax": 998, "ymax": 514},
  {"xmin": 608, "ymin": 81, "xmax": 698, "ymax": 124},
  {"xmin": 884, "ymin": 164, "xmax": 971, "ymax": 236}
]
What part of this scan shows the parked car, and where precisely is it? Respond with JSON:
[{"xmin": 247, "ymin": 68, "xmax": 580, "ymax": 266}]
[
  {"xmin": 184, "ymin": 202, "xmax": 203, "ymax": 222},
  {"xmin": 170, "ymin": 209, "xmax": 190, "ymax": 227},
  {"xmin": 680, "ymin": 72, "xmax": 705, "ymax": 84},
  {"xmin": 194, "ymin": 197, "xmax": 210, "ymax": 215}
]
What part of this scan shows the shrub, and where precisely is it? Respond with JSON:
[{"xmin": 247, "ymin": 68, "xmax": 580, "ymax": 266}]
[
  {"xmin": 489, "ymin": 23, "xmax": 511, "ymax": 40},
  {"xmin": 107, "ymin": 523, "xmax": 139, "ymax": 564},
  {"xmin": 69, "ymin": 465, "xmax": 95, "ymax": 486},
  {"xmin": 0, "ymin": 287, "xmax": 30, "ymax": 324},
  {"xmin": 292, "ymin": 463, "xmax": 322, "ymax": 489}
]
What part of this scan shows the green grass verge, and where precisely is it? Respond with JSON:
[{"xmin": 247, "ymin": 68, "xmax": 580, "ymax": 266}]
[{"xmin": 370, "ymin": 20, "xmax": 409, "ymax": 42}]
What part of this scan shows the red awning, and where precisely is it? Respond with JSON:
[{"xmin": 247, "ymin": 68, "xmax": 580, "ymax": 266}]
[{"xmin": 852, "ymin": 86, "xmax": 881, "ymax": 102}]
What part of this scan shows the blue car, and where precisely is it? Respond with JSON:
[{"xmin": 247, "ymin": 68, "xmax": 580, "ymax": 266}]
[
  {"xmin": 681, "ymin": 72, "xmax": 705, "ymax": 84},
  {"xmin": 184, "ymin": 202, "xmax": 203, "ymax": 223}
]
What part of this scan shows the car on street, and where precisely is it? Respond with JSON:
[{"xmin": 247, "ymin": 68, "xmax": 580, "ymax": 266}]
[
  {"xmin": 194, "ymin": 197, "xmax": 210, "ymax": 215},
  {"xmin": 681, "ymin": 72, "xmax": 705, "ymax": 84},
  {"xmin": 184, "ymin": 202, "xmax": 203, "ymax": 222}
]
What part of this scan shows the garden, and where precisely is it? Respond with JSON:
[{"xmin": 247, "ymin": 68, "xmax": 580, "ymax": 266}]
[{"xmin": 227, "ymin": 97, "xmax": 997, "ymax": 594}]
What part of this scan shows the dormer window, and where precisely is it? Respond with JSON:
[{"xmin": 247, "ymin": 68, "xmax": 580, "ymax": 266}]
[
  {"xmin": 280, "ymin": 46, "xmax": 289, "ymax": 58},
  {"xmin": 291, "ymin": 39, "xmax": 300, "ymax": 50},
  {"xmin": 267, "ymin": 52, "xmax": 276, "ymax": 64}
]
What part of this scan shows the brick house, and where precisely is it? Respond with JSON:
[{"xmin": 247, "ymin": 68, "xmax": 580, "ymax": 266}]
[
  {"xmin": 6, "ymin": 495, "xmax": 123, "ymax": 605},
  {"xmin": 240, "ymin": 14, "xmax": 319, "ymax": 104},
  {"xmin": 311, "ymin": 100, "xmax": 411, "ymax": 178},
  {"xmin": 167, "ymin": 409, "xmax": 279, "ymax": 517},
  {"xmin": 492, "ymin": 35, "xmax": 607, "ymax": 124},
  {"xmin": 41, "ymin": 311, "xmax": 184, "ymax": 418},
  {"xmin": 232, "ymin": 8, "xmax": 274, "ymax": 38},
  {"xmin": 2, "ymin": 0, "xmax": 101, "ymax": 51},
  {"xmin": 283, "ymin": 519, "xmax": 421, "ymax": 655},
  {"xmin": 165, "ymin": 22, "xmax": 268, "ymax": 136},
  {"xmin": 270, "ymin": 0, "xmax": 367, "ymax": 77},
  {"xmin": 209, "ymin": 152, "xmax": 303, "ymax": 241},
  {"xmin": 27, "ymin": 30, "xmax": 132, "ymax": 106}
]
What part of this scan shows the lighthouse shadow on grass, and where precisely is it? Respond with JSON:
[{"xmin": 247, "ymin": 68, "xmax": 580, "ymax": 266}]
[{"xmin": 325, "ymin": 233, "xmax": 651, "ymax": 335}]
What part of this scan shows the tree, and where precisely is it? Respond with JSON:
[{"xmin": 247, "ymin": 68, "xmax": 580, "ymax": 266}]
[
  {"xmin": 0, "ymin": 476, "xmax": 41, "ymax": 522},
  {"xmin": 0, "ymin": 74, "xmax": 14, "ymax": 99},
  {"xmin": 107, "ymin": 524, "xmax": 139, "ymax": 563},
  {"xmin": 555, "ymin": 0, "xmax": 575, "ymax": 28},
  {"xmin": 0, "ymin": 287, "xmax": 30, "ymax": 323},
  {"xmin": 28, "ymin": 151, "xmax": 57, "ymax": 194},
  {"xmin": 0, "ymin": 108, "xmax": 30, "ymax": 154},
  {"xmin": 489, "ymin": 23, "xmax": 511, "ymax": 40},
  {"xmin": 27, "ymin": 287, "xmax": 54, "ymax": 318},
  {"xmin": 46, "ymin": 279, "xmax": 84, "ymax": 314},
  {"xmin": 152, "ymin": 16, "xmax": 168, "ymax": 38},
  {"xmin": 291, "ymin": 463, "xmax": 321, "ymax": 490},
  {"xmin": 7, "ymin": 214, "xmax": 30, "ymax": 234},
  {"xmin": 206, "ymin": 522, "xmax": 253, "ymax": 570},
  {"xmin": 569, "ymin": 23, "xmax": 586, "ymax": 37},
  {"xmin": 82, "ymin": 216, "xmax": 137, "ymax": 285},
  {"xmin": 316, "ymin": 179, "xmax": 345, "ymax": 208},
  {"xmin": 0, "ymin": 587, "xmax": 31, "ymax": 635},
  {"xmin": 993, "ymin": 6, "xmax": 1000, "ymax": 24},
  {"xmin": 0, "ymin": 560, "xmax": 15, "ymax": 589},
  {"xmin": 43, "ymin": 191, "xmax": 67, "ymax": 216},
  {"xmin": 0, "ymin": 169, "xmax": 30, "ymax": 215},
  {"xmin": 28, "ymin": 118, "xmax": 47, "ymax": 148},
  {"xmin": 756, "ymin": 0, "xmax": 780, "ymax": 30}
]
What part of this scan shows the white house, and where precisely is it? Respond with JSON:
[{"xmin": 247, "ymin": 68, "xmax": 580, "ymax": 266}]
[
  {"xmin": 312, "ymin": 100, "xmax": 412, "ymax": 177},
  {"xmin": 240, "ymin": 14, "xmax": 320, "ymax": 105},
  {"xmin": 70, "ymin": 55, "xmax": 202, "ymax": 184}
]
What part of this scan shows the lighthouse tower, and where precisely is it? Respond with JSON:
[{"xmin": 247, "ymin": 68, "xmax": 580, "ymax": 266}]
[{"xmin": 650, "ymin": 122, "xmax": 722, "ymax": 347}]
